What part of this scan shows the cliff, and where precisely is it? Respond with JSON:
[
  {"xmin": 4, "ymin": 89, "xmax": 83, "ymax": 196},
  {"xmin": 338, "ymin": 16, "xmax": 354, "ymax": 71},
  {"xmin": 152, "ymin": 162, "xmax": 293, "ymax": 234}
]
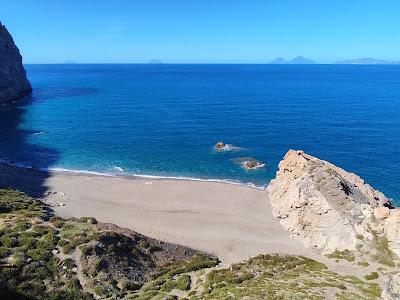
[
  {"xmin": 0, "ymin": 22, "xmax": 31, "ymax": 104},
  {"xmin": 267, "ymin": 150, "xmax": 400, "ymax": 259}
]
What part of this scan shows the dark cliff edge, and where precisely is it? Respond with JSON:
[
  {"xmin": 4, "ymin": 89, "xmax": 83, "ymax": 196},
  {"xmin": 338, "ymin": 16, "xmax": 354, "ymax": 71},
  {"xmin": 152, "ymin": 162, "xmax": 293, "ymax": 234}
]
[{"xmin": 0, "ymin": 22, "xmax": 31, "ymax": 104}]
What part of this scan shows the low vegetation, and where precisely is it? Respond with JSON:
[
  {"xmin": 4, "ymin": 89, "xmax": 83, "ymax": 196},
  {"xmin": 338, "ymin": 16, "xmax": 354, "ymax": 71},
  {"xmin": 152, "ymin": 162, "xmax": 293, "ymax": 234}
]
[
  {"xmin": 181, "ymin": 254, "xmax": 382, "ymax": 300},
  {"xmin": 0, "ymin": 189, "xmax": 385, "ymax": 299},
  {"xmin": 325, "ymin": 249, "xmax": 355, "ymax": 262},
  {"xmin": 0, "ymin": 189, "xmax": 212, "ymax": 299}
]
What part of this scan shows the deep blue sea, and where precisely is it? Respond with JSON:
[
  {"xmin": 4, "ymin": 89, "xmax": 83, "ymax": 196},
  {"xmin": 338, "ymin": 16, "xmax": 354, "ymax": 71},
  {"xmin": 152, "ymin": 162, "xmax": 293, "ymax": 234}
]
[{"xmin": 0, "ymin": 64, "xmax": 399, "ymax": 204}]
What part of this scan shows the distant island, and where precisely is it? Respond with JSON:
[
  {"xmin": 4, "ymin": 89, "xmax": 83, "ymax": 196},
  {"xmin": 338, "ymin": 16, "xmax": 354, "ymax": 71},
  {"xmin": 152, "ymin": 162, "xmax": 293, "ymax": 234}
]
[
  {"xmin": 148, "ymin": 59, "xmax": 163, "ymax": 64},
  {"xmin": 335, "ymin": 58, "xmax": 400, "ymax": 65},
  {"xmin": 269, "ymin": 56, "xmax": 315, "ymax": 64}
]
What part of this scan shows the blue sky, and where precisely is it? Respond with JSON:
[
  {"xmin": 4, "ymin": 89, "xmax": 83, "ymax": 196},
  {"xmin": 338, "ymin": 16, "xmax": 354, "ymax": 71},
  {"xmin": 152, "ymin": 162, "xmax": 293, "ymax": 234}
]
[{"xmin": 2, "ymin": 1, "xmax": 400, "ymax": 63}]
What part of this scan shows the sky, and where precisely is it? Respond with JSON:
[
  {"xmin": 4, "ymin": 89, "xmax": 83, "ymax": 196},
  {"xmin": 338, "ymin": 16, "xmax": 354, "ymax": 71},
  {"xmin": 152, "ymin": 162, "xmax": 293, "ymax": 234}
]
[{"xmin": 1, "ymin": 0, "xmax": 400, "ymax": 64}]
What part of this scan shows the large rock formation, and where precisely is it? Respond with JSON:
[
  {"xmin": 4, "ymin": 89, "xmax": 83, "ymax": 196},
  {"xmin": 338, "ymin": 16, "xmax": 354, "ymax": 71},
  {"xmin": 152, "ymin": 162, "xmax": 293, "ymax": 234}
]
[
  {"xmin": 267, "ymin": 150, "xmax": 400, "ymax": 257},
  {"xmin": 0, "ymin": 22, "xmax": 31, "ymax": 104}
]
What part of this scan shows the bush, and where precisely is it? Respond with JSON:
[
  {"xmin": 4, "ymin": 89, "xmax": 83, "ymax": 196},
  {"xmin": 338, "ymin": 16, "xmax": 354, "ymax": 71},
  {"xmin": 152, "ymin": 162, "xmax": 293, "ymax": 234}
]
[
  {"xmin": 1, "ymin": 236, "xmax": 18, "ymax": 248},
  {"xmin": 364, "ymin": 272, "xmax": 379, "ymax": 280},
  {"xmin": 79, "ymin": 244, "xmax": 92, "ymax": 256},
  {"xmin": 62, "ymin": 243, "xmax": 75, "ymax": 254},
  {"xmin": 16, "ymin": 280, "xmax": 46, "ymax": 298},
  {"xmin": 27, "ymin": 248, "xmax": 51, "ymax": 261},
  {"xmin": 326, "ymin": 250, "xmax": 355, "ymax": 262},
  {"xmin": 90, "ymin": 258, "xmax": 108, "ymax": 276},
  {"xmin": 0, "ymin": 246, "xmax": 11, "ymax": 258},
  {"xmin": 184, "ymin": 255, "xmax": 219, "ymax": 272},
  {"xmin": 49, "ymin": 217, "xmax": 64, "ymax": 228},
  {"xmin": 175, "ymin": 274, "xmax": 191, "ymax": 291}
]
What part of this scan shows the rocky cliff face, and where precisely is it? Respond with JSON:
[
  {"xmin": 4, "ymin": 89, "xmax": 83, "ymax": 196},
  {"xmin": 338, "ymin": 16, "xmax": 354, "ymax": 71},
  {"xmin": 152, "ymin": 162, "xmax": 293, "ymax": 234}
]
[
  {"xmin": 0, "ymin": 22, "xmax": 31, "ymax": 104},
  {"xmin": 267, "ymin": 150, "xmax": 400, "ymax": 258}
]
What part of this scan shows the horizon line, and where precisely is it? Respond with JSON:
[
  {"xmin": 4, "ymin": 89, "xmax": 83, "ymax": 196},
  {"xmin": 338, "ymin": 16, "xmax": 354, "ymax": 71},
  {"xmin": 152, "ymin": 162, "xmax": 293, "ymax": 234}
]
[{"xmin": 23, "ymin": 62, "xmax": 400, "ymax": 66}]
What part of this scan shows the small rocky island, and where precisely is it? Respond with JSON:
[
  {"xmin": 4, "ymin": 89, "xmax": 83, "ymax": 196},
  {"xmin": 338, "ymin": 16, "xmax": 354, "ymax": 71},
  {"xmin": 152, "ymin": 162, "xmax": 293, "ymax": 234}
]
[
  {"xmin": 234, "ymin": 157, "xmax": 265, "ymax": 170},
  {"xmin": 214, "ymin": 141, "xmax": 242, "ymax": 152},
  {"xmin": 0, "ymin": 22, "xmax": 31, "ymax": 104}
]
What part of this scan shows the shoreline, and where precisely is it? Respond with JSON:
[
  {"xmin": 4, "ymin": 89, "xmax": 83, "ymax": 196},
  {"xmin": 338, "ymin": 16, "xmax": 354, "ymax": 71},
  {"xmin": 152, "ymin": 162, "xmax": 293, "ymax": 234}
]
[
  {"xmin": 0, "ymin": 161, "xmax": 313, "ymax": 265},
  {"xmin": 0, "ymin": 159, "xmax": 268, "ymax": 191}
]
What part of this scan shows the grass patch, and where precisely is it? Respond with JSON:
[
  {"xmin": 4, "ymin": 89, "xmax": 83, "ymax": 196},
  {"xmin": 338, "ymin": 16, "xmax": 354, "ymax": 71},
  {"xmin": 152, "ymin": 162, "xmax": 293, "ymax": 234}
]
[{"xmin": 326, "ymin": 250, "xmax": 355, "ymax": 262}]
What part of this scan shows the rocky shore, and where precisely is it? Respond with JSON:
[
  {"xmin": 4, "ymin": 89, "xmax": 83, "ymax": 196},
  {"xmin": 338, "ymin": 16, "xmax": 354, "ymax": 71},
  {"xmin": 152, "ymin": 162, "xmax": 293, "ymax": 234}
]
[
  {"xmin": 267, "ymin": 150, "xmax": 399, "ymax": 257},
  {"xmin": 267, "ymin": 150, "xmax": 400, "ymax": 299}
]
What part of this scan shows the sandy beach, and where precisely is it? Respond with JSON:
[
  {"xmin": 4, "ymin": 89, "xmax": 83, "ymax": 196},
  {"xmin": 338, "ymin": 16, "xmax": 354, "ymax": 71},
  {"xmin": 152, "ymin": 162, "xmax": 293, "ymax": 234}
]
[
  {"xmin": 0, "ymin": 163, "xmax": 315, "ymax": 265},
  {"xmin": 47, "ymin": 173, "xmax": 315, "ymax": 264}
]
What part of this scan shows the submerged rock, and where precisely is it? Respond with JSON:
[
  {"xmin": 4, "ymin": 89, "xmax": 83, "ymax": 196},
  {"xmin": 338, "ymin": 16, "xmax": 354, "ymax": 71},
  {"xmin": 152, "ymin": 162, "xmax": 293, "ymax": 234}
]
[
  {"xmin": 267, "ymin": 150, "xmax": 400, "ymax": 257},
  {"xmin": 0, "ymin": 22, "xmax": 31, "ymax": 104}
]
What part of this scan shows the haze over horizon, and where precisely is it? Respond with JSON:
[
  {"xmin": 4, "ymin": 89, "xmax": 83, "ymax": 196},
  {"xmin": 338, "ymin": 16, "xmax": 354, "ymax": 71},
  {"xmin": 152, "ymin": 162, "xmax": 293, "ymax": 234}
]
[{"xmin": 2, "ymin": 0, "xmax": 400, "ymax": 64}]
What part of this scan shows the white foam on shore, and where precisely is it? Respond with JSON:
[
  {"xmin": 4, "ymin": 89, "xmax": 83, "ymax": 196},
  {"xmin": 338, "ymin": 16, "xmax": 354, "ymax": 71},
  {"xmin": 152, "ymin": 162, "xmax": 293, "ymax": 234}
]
[
  {"xmin": 52, "ymin": 168, "xmax": 266, "ymax": 190},
  {"xmin": 0, "ymin": 159, "xmax": 267, "ymax": 190},
  {"xmin": 113, "ymin": 166, "xmax": 124, "ymax": 172}
]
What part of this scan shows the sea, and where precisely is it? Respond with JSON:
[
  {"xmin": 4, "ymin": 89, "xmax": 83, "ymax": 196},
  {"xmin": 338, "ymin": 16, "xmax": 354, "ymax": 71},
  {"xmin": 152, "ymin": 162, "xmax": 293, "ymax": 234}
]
[{"xmin": 0, "ymin": 64, "xmax": 399, "ymax": 205}]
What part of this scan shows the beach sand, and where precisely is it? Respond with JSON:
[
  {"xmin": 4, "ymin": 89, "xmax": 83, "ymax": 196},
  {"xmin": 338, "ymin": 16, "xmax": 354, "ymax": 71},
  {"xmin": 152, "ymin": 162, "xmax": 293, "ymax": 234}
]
[{"xmin": 0, "ymin": 163, "xmax": 314, "ymax": 264}]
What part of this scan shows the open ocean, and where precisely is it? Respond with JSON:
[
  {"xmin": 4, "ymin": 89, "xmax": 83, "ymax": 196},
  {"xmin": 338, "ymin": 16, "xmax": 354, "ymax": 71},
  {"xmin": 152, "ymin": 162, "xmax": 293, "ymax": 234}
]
[{"xmin": 0, "ymin": 64, "xmax": 399, "ymax": 204}]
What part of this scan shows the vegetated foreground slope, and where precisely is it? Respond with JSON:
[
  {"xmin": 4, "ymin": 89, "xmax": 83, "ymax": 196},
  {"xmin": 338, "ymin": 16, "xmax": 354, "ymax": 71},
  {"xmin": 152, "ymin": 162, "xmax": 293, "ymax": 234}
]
[{"xmin": 0, "ymin": 188, "xmax": 384, "ymax": 299}]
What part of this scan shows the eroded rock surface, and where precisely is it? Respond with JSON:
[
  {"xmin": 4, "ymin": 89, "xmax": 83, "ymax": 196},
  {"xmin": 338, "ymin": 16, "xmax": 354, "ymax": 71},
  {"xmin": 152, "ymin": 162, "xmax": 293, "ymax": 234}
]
[
  {"xmin": 0, "ymin": 22, "xmax": 31, "ymax": 104},
  {"xmin": 383, "ymin": 272, "xmax": 400, "ymax": 300},
  {"xmin": 267, "ymin": 150, "xmax": 400, "ymax": 257}
]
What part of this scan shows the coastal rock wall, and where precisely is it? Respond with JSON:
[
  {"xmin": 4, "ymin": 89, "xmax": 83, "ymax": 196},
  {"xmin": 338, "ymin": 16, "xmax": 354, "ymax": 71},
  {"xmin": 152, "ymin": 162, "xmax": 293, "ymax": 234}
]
[
  {"xmin": 0, "ymin": 22, "xmax": 31, "ymax": 104},
  {"xmin": 267, "ymin": 150, "xmax": 400, "ymax": 256}
]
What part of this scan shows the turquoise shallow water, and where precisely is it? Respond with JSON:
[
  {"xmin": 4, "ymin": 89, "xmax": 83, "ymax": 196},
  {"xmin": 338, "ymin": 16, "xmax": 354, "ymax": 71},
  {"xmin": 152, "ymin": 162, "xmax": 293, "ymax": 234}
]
[{"xmin": 0, "ymin": 64, "xmax": 399, "ymax": 204}]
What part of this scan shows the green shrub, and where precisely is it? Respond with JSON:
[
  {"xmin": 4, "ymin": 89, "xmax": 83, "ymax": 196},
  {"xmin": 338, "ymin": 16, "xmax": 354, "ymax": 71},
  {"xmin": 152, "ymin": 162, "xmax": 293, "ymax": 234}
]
[
  {"xmin": 0, "ymin": 246, "xmax": 11, "ymax": 258},
  {"xmin": 62, "ymin": 242, "xmax": 75, "ymax": 254},
  {"xmin": 364, "ymin": 272, "xmax": 379, "ymax": 280},
  {"xmin": 175, "ymin": 274, "xmax": 191, "ymax": 291},
  {"xmin": 27, "ymin": 248, "xmax": 51, "ymax": 261},
  {"xmin": 79, "ymin": 244, "xmax": 92, "ymax": 255},
  {"xmin": 326, "ymin": 250, "xmax": 355, "ymax": 262},
  {"xmin": 184, "ymin": 255, "xmax": 219, "ymax": 272},
  {"xmin": 1, "ymin": 236, "xmax": 18, "ymax": 248},
  {"xmin": 15, "ymin": 220, "xmax": 30, "ymax": 231},
  {"xmin": 16, "ymin": 279, "xmax": 46, "ymax": 298},
  {"xmin": 49, "ymin": 217, "xmax": 64, "ymax": 228}
]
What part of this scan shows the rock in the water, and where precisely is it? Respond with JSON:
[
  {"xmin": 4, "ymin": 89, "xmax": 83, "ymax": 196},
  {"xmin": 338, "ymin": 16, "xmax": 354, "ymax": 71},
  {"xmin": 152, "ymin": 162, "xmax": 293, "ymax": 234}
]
[
  {"xmin": 214, "ymin": 141, "xmax": 226, "ymax": 151},
  {"xmin": 234, "ymin": 157, "xmax": 265, "ymax": 170},
  {"xmin": 0, "ymin": 22, "xmax": 31, "ymax": 104},
  {"xmin": 267, "ymin": 150, "xmax": 400, "ymax": 256},
  {"xmin": 214, "ymin": 141, "xmax": 242, "ymax": 152}
]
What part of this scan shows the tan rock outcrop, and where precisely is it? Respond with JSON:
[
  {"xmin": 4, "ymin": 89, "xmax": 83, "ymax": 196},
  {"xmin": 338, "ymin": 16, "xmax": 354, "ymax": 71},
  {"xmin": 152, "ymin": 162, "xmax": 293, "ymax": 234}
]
[
  {"xmin": 267, "ymin": 150, "xmax": 400, "ymax": 257},
  {"xmin": 375, "ymin": 207, "xmax": 390, "ymax": 220}
]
